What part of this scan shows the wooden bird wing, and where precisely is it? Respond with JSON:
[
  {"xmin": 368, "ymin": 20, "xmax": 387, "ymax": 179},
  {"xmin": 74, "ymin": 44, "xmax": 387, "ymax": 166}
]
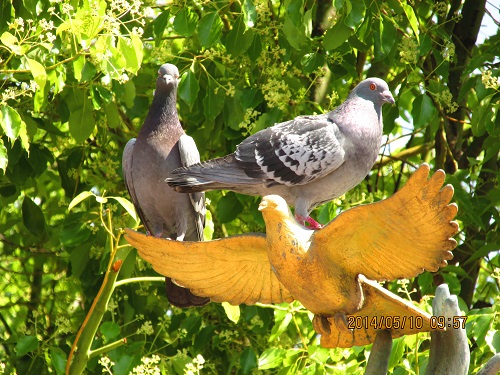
[
  {"xmin": 313, "ymin": 164, "xmax": 459, "ymax": 281},
  {"xmin": 315, "ymin": 275, "xmax": 436, "ymax": 348},
  {"xmin": 124, "ymin": 229, "xmax": 294, "ymax": 305}
]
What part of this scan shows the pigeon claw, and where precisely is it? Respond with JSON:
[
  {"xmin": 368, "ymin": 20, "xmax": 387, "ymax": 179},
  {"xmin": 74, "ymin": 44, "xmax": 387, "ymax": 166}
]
[{"xmin": 295, "ymin": 214, "xmax": 323, "ymax": 230}]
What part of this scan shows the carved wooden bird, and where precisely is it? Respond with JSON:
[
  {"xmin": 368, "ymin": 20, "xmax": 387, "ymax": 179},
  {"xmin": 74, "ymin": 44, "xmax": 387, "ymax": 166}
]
[
  {"xmin": 167, "ymin": 78, "xmax": 394, "ymax": 228},
  {"xmin": 125, "ymin": 164, "xmax": 459, "ymax": 347}
]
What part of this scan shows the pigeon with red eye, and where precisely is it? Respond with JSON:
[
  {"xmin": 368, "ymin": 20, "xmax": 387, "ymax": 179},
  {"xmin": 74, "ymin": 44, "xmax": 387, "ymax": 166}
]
[
  {"xmin": 122, "ymin": 63, "xmax": 209, "ymax": 308},
  {"xmin": 167, "ymin": 78, "xmax": 395, "ymax": 229}
]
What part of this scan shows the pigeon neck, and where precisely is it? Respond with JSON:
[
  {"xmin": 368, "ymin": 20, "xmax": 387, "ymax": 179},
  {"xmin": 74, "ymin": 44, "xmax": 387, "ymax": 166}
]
[{"xmin": 141, "ymin": 87, "xmax": 182, "ymax": 137}]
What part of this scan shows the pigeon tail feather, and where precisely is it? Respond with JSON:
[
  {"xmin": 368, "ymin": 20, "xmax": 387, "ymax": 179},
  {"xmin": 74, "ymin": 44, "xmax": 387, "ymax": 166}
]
[{"xmin": 167, "ymin": 154, "xmax": 265, "ymax": 192}]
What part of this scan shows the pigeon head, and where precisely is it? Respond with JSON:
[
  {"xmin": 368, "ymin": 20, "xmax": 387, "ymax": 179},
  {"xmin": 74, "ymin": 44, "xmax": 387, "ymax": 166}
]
[
  {"xmin": 352, "ymin": 78, "xmax": 395, "ymax": 106},
  {"xmin": 157, "ymin": 63, "xmax": 180, "ymax": 90}
]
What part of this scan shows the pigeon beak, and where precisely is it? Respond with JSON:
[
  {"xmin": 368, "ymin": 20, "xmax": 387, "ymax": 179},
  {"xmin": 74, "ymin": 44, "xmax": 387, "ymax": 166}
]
[
  {"xmin": 164, "ymin": 74, "xmax": 176, "ymax": 85},
  {"xmin": 382, "ymin": 91, "xmax": 395, "ymax": 105}
]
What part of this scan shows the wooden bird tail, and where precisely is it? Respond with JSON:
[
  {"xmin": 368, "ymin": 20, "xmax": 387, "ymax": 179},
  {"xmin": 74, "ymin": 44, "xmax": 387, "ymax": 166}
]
[{"xmin": 315, "ymin": 275, "xmax": 440, "ymax": 348}]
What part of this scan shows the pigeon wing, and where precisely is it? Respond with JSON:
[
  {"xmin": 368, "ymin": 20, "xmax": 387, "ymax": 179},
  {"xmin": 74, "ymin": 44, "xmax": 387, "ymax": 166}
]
[
  {"xmin": 178, "ymin": 134, "xmax": 206, "ymax": 241},
  {"xmin": 313, "ymin": 164, "xmax": 458, "ymax": 280},
  {"xmin": 235, "ymin": 116, "xmax": 347, "ymax": 186},
  {"xmin": 122, "ymin": 138, "xmax": 154, "ymax": 233},
  {"xmin": 124, "ymin": 229, "xmax": 294, "ymax": 305}
]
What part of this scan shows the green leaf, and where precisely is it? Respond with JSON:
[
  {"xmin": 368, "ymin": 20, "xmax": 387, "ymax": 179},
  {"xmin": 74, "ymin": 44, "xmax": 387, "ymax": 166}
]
[
  {"xmin": 240, "ymin": 347, "xmax": 258, "ymax": 374},
  {"xmin": 174, "ymin": 7, "xmax": 198, "ymax": 37},
  {"xmin": 110, "ymin": 196, "xmax": 139, "ymax": 223},
  {"xmin": 216, "ymin": 192, "xmax": 244, "ymax": 223},
  {"xmin": 178, "ymin": 70, "xmax": 200, "ymax": 108},
  {"xmin": 0, "ymin": 138, "xmax": 7, "ymax": 172},
  {"xmin": 402, "ymin": 3, "xmax": 419, "ymax": 42},
  {"xmin": 16, "ymin": 335, "xmax": 39, "ymax": 357},
  {"xmin": 60, "ymin": 212, "xmax": 91, "ymax": 247},
  {"xmin": 472, "ymin": 314, "xmax": 494, "ymax": 348},
  {"xmin": 73, "ymin": 55, "xmax": 85, "ymax": 82},
  {"xmin": 241, "ymin": 88, "xmax": 264, "ymax": 109},
  {"xmin": 269, "ymin": 312, "xmax": 292, "ymax": 341},
  {"xmin": 68, "ymin": 191, "xmax": 94, "ymax": 211},
  {"xmin": 204, "ymin": 209, "xmax": 214, "ymax": 240},
  {"xmin": 100, "ymin": 321, "xmax": 121, "ymax": 343},
  {"xmin": 243, "ymin": 0, "xmax": 257, "ymax": 27},
  {"xmin": 258, "ymin": 348, "xmax": 287, "ymax": 369},
  {"xmin": 412, "ymin": 94, "xmax": 437, "ymax": 128},
  {"xmin": 22, "ymin": 196, "xmax": 46, "ymax": 238},
  {"xmin": 153, "ymin": 10, "xmax": 170, "ymax": 42},
  {"xmin": 471, "ymin": 94, "xmax": 494, "ymax": 136},
  {"xmin": 105, "ymin": 102, "xmax": 121, "ymax": 128},
  {"xmin": 1, "ymin": 31, "xmax": 21, "ymax": 54},
  {"xmin": 301, "ymin": 52, "xmax": 325, "ymax": 74},
  {"xmin": 203, "ymin": 81, "xmax": 225, "ymax": 121},
  {"xmin": 122, "ymin": 80, "xmax": 136, "ymax": 109},
  {"xmin": 283, "ymin": 15, "xmax": 307, "ymax": 49},
  {"xmin": 323, "ymin": 20, "xmax": 352, "ymax": 50},
  {"xmin": 69, "ymin": 105, "xmax": 95, "ymax": 143},
  {"xmin": 377, "ymin": 17, "xmax": 397, "ymax": 59},
  {"xmin": 225, "ymin": 16, "xmax": 254, "ymax": 56},
  {"xmin": 345, "ymin": 0, "xmax": 366, "ymax": 28},
  {"xmin": 26, "ymin": 58, "xmax": 47, "ymax": 93},
  {"xmin": 222, "ymin": 302, "xmax": 240, "ymax": 323},
  {"xmin": 388, "ymin": 337, "xmax": 406, "ymax": 369},
  {"xmin": 117, "ymin": 34, "xmax": 143, "ymax": 74},
  {"xmin": 0, "ymin": 105, "xmax": 28, "ymax": 150},
  {"xmin": 197, "ymin": 12, "xmax": 223, "ymax": 47},
  {"xmin": 50, "ymin": 346, "xmax": 67, "ymax": 375}
]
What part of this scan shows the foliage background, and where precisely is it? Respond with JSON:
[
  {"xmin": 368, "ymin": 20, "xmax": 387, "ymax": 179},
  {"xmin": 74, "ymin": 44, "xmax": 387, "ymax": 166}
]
[{"xmin": 0, "ymin": 0, "xmax": 499, "ymax": 373}]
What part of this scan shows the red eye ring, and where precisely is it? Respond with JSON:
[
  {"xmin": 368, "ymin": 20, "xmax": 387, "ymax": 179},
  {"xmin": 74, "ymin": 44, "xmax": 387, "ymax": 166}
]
[{"xmin": 369, "ymin": 83, "xmax": 376, "ymax": 90}]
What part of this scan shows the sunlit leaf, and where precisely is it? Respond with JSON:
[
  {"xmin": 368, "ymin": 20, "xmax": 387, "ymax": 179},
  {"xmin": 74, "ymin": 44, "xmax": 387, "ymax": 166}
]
[
  {"xmin": 26, "ymin": 58, "xmax": 47, "ymax": 93},
  {"xmin": 118, "ymin": 35, "xmax": 143, "ymax": 74},
  {"xmin": 0, "ymin": 139, "xmax": 7, "ymax": 172},
  {"xmin": 269, "ymin": 312, "xmax": 292, "ymax": 341},
  {"xmin": 222, "ymin": 302, "xmax": 240, "ymax": 323},
  {"xmin": 68, "ymin": 191, "xmax": 94, "ymax": 211},
  {"xmin": 402, "ymin": 3, "xmax": 420, "ymax": 42},
  {"xmin": 110, "ymin": 196, "xmax": 139, "ymax": 223},
  {"xmin": 243, "ymin": 0, "xmax": 257, "ymax": 27},
  {"xmin": 0, "ymin": 31, "xmax": 21, "ymax": 54},
  {"xmin": 258, "ymin": 348, "xmax": 287, "ymax": 369}
]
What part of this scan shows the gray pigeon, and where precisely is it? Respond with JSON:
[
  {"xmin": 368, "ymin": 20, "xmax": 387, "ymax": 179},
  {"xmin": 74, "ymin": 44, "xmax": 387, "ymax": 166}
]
[
  {"xmin": 167, "ymin": 77, "xmax": 395, "ymax": 229},
  {"xmin": 122, "ymin": 63, "xmax": 209, "ymax": 307}
]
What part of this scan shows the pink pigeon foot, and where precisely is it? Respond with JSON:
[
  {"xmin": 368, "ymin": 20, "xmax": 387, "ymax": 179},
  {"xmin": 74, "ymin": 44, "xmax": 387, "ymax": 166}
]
[{"xmin": 295, "ymin": 214, "xmax": 323, "ymax": 230}]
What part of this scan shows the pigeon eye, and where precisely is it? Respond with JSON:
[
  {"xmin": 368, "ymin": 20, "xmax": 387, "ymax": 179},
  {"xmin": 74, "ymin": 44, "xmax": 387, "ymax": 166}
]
[{"xmin": 369, "ymin": 83, "xmax": 376, "ymax": 91}]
